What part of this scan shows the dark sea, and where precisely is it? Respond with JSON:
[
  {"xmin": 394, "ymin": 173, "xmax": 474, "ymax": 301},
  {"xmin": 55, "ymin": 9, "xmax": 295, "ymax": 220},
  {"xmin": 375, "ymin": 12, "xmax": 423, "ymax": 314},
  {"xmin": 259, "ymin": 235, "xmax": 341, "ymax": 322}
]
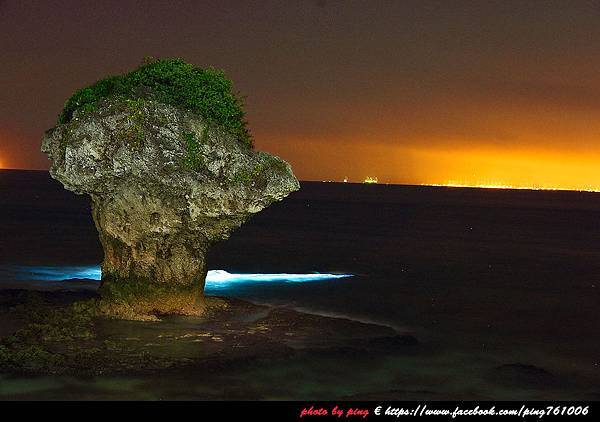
[{"xmin": 1, "ymin": 169, "xmax": 599, "ymax": 399}]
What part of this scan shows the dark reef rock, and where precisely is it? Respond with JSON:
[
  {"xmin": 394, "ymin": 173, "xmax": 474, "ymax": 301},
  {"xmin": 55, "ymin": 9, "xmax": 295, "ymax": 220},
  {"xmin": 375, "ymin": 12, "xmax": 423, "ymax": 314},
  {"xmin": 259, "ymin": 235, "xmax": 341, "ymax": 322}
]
[
  {"xmin": 41, "ymin": 60, "xmax": 299, "ymax": 319},
  {"xmin": 365, "ymin": 334, "xmax": 419, "ymax": 350},
  {"xmin": 0, "ymin": 290, "xmax": 399, "ymax": 381}
]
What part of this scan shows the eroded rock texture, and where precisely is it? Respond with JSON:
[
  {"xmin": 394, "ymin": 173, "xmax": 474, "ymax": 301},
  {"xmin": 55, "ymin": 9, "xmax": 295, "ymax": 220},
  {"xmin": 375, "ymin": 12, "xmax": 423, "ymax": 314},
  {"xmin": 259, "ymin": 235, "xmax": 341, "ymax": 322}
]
[{"xmin": 42, "ymin": 98, "xmax": 299, "ymax": 319}]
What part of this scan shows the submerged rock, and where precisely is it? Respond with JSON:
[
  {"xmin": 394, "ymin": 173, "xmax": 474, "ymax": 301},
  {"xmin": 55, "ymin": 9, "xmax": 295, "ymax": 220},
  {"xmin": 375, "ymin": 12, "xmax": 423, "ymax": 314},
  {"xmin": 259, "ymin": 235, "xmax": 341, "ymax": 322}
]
[
  {"xmin": 492, "ymin": 363, "xmax": 557, "ymax": 387},
  {"xmin": 41, "ymin": 59, "xmax": 299, "ymax": 319}
]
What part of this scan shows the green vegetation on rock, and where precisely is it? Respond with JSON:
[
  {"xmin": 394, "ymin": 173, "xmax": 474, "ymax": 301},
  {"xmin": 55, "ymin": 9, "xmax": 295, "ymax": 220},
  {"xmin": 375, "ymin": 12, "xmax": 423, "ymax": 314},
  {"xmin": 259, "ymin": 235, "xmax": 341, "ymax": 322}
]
[
  {"xmin": 0, "ymin": 294, "xmax": 98, "ymax": 374},
  {"xmin": 182, "ymin": 131, "xmax": 205, "ymax": 171},
  {"xmin": 119, "ymin": 98, "xmax": 147, "ymax": 147},
  {"xmin": 233, "ymin": 155, "xmax": 290, "ymax": 184},
  {"xmin": 58, "ymin": 58, "xmax": 252, "ymax": 147}
]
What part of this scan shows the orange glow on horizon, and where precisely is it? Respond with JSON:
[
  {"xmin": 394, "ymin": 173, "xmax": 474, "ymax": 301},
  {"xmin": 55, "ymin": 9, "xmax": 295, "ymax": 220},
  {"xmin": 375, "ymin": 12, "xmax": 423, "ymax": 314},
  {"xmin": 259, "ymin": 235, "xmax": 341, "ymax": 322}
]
[
  {"xmin": 408, "ymin": 147, "xmax": 600, "ymax": 193},
  {"xmin": 258, "ymin": 135, "xmax": 600, "ymax": 193},
  {"xmin": 253, "ymin": 72, "xmax": 600, "ymax": 194},
  {"xmin": 421, "ymin": 182, "xmax": 600, "ymax": 193}
]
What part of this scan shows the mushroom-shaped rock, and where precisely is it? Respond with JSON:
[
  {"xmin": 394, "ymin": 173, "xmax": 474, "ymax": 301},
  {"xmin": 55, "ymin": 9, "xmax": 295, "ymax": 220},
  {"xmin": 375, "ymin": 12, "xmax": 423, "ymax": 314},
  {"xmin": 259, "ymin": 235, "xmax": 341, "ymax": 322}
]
[{"xmin": 41, "ymin": 59, "xmax": 299, "ymax": 319}]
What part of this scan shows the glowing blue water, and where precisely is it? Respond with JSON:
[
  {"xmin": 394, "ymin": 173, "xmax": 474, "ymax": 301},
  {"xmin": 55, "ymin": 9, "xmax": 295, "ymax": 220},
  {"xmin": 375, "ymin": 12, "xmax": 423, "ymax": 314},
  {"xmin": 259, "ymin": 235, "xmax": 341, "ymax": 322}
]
[
  {"xmin": 205, "ymin": 270, "xmax": 351, "ymax": 291},
  {"xmin": 12, "ymin": 266, "xmax": 103, "ymax": 281},
  {"xmin": 2, "ymin": 265, "xmax": 351, "ymax": 292}
]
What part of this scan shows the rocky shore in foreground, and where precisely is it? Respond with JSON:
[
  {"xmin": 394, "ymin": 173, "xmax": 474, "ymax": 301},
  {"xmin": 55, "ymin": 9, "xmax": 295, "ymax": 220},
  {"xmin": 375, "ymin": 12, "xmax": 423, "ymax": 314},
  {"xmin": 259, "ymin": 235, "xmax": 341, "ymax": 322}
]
[
  {"xmin": 0, "ymin": 289, "xmax": 416, "ymax": 391},
  {"xmin": 1, "ymin": 288, "xmax": 594, "ymax": 401}
]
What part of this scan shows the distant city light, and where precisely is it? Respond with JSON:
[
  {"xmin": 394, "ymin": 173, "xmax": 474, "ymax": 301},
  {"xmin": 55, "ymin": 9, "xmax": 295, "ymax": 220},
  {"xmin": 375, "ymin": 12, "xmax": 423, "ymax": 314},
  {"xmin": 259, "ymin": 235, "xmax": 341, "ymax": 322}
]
[
  {"xmin": 422, "ymin": 181, "xmax": 600, "ymax": 193},
  {"xmin": 363, "ymin": 176, "xmax": 378, "ymax": 184}
]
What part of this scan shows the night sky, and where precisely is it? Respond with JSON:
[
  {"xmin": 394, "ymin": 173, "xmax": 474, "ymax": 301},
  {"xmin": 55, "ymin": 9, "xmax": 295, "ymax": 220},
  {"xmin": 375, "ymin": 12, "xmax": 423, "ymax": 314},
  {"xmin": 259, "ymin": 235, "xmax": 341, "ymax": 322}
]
[{"xmin": 2, "ymin": 0, "xmax": 600, "ymax": 189}]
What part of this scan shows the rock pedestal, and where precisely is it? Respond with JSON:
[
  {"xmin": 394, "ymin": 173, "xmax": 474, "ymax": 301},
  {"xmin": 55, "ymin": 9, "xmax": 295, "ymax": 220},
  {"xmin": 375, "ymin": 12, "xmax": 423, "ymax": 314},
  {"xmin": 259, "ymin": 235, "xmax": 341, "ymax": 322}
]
[{"xmin": 42, "ymin": 98, "xmax": 299, "ymax": 319}]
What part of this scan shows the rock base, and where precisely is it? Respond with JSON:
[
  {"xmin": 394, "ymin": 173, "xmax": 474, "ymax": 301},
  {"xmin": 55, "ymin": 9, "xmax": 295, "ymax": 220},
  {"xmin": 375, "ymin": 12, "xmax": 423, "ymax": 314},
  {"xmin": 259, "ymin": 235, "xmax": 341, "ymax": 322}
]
[{"xmin": 97, "ymin": 278, "xmax": 212, "ymax": 321}]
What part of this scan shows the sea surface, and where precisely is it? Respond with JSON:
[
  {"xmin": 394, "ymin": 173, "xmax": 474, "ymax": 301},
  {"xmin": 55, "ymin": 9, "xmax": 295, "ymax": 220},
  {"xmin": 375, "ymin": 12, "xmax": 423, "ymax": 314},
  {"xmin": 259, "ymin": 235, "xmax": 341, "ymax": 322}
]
[{"xmin": 1, "ymin": 169, "xmax": 599, "ymax": 399}]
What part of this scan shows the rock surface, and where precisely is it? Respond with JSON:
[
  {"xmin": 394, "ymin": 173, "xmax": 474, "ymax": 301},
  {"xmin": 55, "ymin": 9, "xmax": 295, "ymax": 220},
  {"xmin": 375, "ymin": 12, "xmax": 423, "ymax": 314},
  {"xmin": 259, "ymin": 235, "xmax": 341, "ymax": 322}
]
[{"xmin": 42, "ymin": 97, "xmax": 299, "ymax": 318}]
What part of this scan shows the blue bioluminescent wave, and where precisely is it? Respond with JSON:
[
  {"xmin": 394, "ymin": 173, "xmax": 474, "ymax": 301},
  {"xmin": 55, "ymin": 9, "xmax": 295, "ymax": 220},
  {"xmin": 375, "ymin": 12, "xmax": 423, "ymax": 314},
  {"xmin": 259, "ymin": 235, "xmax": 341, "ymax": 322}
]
[
  {"xmin": 204, "ymin": 270, "xmax": 351, "ymax": 290},
  {"xmin": 10, "ymin": 266, "xmax": 103, "ymax": 281},
  {"xmin": 2, "ymin": 265, "xmax": 351, "ymax": 291}
]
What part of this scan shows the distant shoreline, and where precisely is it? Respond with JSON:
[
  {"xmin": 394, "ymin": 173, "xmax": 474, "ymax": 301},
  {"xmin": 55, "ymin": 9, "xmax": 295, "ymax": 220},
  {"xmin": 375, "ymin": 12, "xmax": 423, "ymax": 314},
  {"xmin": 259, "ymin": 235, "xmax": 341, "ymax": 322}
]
[{"xmin": 3, "ymin": 168, "xmax": 600, "ymax": 195}]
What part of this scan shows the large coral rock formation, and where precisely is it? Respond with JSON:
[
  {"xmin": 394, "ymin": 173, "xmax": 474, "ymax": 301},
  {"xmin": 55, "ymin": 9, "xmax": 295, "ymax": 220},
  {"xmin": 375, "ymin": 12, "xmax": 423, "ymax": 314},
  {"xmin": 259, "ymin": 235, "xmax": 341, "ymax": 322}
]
[{"xmin": 41, "ymin": 64, "xmax": 298, "ymax": 319}]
